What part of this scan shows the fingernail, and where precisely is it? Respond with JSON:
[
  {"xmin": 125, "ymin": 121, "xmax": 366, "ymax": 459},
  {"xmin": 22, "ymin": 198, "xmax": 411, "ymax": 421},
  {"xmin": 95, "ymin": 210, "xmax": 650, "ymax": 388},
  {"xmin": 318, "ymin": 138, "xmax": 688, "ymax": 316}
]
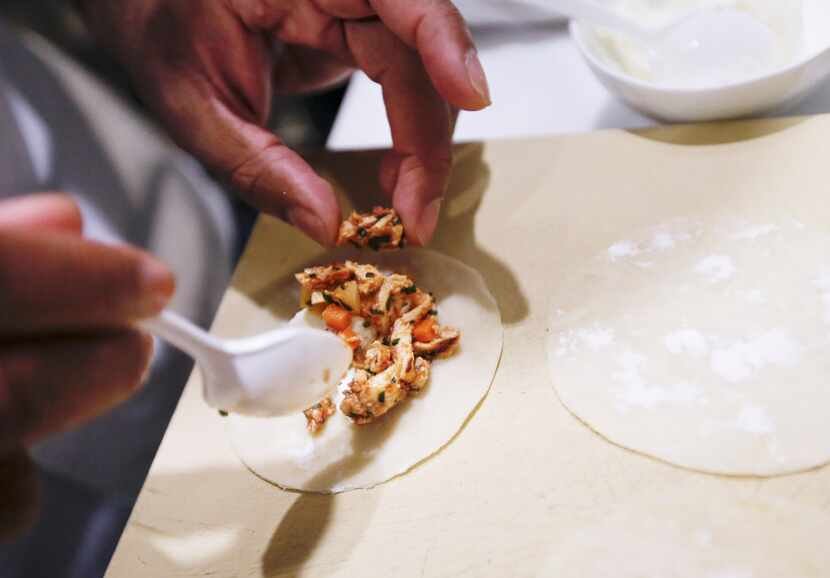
[
  {"xmin": 417, "ymin": 199, "xmax": 442, "ymax": 246},
  {"xmin": 141, "ymin": 258, "xmax": 175, "ymax": 314},
  {"xmin": 288, "ymin": 207, "xmax": 331, "ymax": 246},
  {"xmin": 465, "ymin": 49, "xmax": 491, "ymax": 107}
]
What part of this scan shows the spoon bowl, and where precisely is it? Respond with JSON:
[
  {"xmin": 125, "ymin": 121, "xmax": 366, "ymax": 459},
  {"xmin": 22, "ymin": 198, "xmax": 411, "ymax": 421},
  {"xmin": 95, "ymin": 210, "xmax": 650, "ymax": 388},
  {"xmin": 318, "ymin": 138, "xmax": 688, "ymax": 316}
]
[
  {"xmin": 142, "ymin": 310, "xmax": 353, "ymax": 417},
  {"xmin": 199, "ymin": 326, "xmax": 352, "ymax": 417}
]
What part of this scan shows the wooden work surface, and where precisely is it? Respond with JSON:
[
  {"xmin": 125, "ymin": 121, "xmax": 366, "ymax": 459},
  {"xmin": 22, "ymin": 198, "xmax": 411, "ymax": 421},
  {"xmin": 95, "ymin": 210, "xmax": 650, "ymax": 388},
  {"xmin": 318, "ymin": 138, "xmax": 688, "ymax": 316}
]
[{"xmin": 107, "ymin": 115, "xmax": 830, "ymax": 577}]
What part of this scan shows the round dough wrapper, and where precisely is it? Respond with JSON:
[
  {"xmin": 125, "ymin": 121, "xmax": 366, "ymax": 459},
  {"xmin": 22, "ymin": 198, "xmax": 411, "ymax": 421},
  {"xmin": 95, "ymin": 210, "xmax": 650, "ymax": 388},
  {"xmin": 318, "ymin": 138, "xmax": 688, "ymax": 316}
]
[
  {"xmin": 226, "ymin": 250, "xmax": 503, "ymax": 493},
  {"xmin": 547, "ymin": 217, "xmax": 830, "ymax": 476}
]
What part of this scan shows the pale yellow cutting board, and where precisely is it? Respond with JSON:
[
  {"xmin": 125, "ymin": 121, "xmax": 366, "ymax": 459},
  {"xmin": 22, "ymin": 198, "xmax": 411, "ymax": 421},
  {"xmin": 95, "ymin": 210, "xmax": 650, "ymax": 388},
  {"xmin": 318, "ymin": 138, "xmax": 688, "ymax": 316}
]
[{"xmin": 106, "ymin": 115, "xmax": 830, "ymax": 578}]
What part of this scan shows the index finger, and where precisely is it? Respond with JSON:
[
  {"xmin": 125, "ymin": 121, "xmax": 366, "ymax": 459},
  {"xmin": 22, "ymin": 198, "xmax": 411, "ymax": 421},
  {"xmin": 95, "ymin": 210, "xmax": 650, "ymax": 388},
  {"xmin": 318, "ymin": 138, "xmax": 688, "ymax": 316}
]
[
  {"xmin": 0, "ymin": 193, "xmax": 82, "ymax": 234},
  {"xmin": 0, "ymin": 230, "xmax": 175, "ymax": 335},
  {"xmin": 346, "ymin": 21, "xmax": 453, "ymax": 245},
  {"xmin": 369, "ymin": 0, "xmax": 491, "ymax": 110}
]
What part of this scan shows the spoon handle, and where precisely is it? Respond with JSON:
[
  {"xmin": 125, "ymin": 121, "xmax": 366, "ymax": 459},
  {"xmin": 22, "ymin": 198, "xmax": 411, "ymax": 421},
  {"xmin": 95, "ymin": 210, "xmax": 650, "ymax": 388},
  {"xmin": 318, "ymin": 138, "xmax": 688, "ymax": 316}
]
[
  {"xmin": 517, "ymin": 0, "xmax": 650, "ymax": 40},
  {"xmin": 139, "ymin": 310, "xmax": 224, "ymax": 361}
]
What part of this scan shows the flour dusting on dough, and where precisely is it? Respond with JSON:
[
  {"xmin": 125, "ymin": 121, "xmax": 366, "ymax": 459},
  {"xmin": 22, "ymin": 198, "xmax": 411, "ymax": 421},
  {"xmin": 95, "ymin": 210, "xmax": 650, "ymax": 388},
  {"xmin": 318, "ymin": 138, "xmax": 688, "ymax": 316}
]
[
  {"xmin": 739, "ymin": 289, "xmax": 767, "ymax": 305},
  {"xmin": 609, "ymin": 229, "xmax": 693, "ymax": 260},
  {"xmin": 650, "ymin": 225, "xmax": 694, "ymax": 251},
  {"xmin": 665, "ymin": 329, "xmax": 709, "ymax": 356},
  {"xmin": 608, "ymin": 240, "xmax": 639, "ymax": 260},
  {"xmin": 694, "ymin": 529, "xmax": 714, "ymax": 548},
  {"xmin": 735, "ymin": 406, "xmax": 776, "ymax": 434},
  {"xmin": 614, "ymin": 351, "xmax": 703, "ymax": 410},
  {"xmin": 578, "ymin": 327, "xmax": 615, "ymax": 350},
  {"xmin": 709, "ymin": 330, "xmax": 800, "ymax": 383},
  {"xmin": 650, "ymin": 230, "xmax": 684, "ymax": 250},
  {"xmin": 651, "ymin": 232, "xmax": 677, "ymax": 250},
  {"xmin": 731, "ymin": 224, "xmax": 779, "ymax": 240},
  {"xmin": 695, "ymin": 255, "xmax": 736, "ymax": 283},
  {"xmin": 556, "ymin": 326, "xmax": 614, "ymax": 356}
]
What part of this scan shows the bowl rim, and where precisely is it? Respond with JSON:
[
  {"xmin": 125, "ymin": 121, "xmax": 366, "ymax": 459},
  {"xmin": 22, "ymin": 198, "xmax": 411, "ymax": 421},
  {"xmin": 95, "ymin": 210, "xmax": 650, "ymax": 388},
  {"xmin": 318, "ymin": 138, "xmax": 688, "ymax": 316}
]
[{"xmin": 568, "ymin": 20, "xmax": 830, "ymax": 95}]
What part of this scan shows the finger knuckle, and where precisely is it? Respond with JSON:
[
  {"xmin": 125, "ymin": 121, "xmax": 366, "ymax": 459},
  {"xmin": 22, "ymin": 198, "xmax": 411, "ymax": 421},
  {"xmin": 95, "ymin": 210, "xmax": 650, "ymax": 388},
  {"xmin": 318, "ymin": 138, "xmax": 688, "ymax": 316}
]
[
  {"xmin": 361, "ymin": 58, "xmax": 391, "ymax": 84},
  {"xmin": 420, "ymin": 149, "xmax": 453, "ymax": 175},
  {"xmin": 431, "ymin": 150, "xmax": 454, "ymax": 172},
  {"xmin": 415, "ymin": 1, "xmax": 465, "ymax": 47},
  {"xmin": 344, "ymin": 24, "xmax": 397, "ymax": 82},
  {"xmin": 229, "ymin": 141, "xmax": 291, "ymax": 198}
]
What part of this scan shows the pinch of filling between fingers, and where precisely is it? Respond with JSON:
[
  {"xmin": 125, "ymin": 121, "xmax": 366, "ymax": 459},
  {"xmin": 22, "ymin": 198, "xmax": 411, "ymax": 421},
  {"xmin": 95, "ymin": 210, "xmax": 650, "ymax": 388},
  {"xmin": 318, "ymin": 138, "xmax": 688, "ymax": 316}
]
[{"xmin": 337, "ymin": 207, "xmax": 406, "ymax": 251}]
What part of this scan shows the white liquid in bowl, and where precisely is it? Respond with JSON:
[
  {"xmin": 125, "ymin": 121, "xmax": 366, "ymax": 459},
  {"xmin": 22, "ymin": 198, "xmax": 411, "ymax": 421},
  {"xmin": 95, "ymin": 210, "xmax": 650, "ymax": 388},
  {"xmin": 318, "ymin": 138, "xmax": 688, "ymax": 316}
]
[{"xmin": 589, "ymin": 0, "xmax": 817, "ymax": 89}]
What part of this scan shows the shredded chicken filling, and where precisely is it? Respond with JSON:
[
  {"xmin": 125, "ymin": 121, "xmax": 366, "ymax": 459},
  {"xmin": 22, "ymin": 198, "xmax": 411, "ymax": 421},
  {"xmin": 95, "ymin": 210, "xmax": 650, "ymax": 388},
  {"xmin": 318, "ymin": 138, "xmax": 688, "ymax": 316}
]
[
  {"xmin": 297, "ymin": 261, "xmax": 460, "ymax": 431},
  {"xmin": 303, "ymin": 397, "xmax": 335, "ymax": 434},
  {"xmin": 337, "ymin": 207, "xmax": 405, "ymax": 251}
]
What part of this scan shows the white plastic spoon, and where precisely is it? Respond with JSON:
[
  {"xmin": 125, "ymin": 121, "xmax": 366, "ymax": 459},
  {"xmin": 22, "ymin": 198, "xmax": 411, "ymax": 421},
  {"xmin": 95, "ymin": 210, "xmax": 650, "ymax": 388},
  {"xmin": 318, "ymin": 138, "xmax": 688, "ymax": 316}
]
[
  {"xmin": 141, "ymin": 310, "xmax": 353, "ymax": 417},
  {"xmin": 518, "ymin": 0, "xmax": 778, "ymax": 87}
]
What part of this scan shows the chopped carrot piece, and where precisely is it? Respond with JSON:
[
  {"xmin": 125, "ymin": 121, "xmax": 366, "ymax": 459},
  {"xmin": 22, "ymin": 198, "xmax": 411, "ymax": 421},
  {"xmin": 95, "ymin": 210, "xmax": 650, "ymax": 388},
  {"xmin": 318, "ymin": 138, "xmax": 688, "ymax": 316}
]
[
  {"xmin": 413, "ymin": 317, "xmax": 438, "ymax": 343},
  {"xmin": 322, "ymin": 304, "xmax": 352, "ymax": 332},
  {"xmin": 340, "ymin": 327, "xmax": 360, "ymax": 350}
]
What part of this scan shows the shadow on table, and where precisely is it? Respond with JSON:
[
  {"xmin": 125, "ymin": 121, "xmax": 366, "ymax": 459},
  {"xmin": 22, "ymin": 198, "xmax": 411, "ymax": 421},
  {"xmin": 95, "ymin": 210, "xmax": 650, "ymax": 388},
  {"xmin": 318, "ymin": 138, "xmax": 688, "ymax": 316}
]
[
  {"xmin": 593, "ymin": 99, "xmax": 810, "ymax": 147},
  {"xmin": 593, "ymin": 94, "xmax": 815, "ymax": 148},
  {"xmin": 105, "ymin": 462, "xmax": 381, "ymax": 578},
  {"xmin": 628, "ymin": 117, "xmax": 809, "ymax": 146},
  {"xmin": 258, "ymin": 407, "xmax": 408, "ymax": 575}
]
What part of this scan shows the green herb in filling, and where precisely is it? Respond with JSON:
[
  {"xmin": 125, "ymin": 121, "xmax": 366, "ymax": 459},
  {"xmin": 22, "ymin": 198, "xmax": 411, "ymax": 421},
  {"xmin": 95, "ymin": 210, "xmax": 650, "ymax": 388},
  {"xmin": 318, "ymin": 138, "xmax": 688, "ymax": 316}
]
[{"xmin": 368, "ymin": 235, "xmax": 391, "ymax": 251}]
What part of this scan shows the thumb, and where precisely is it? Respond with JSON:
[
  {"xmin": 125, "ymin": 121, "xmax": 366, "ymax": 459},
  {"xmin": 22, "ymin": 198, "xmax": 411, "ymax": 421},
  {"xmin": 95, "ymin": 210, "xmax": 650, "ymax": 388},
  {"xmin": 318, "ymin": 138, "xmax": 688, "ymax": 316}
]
[{"xmin": 0, "ymin": 193, "xmax": 83, "ymax": 234}]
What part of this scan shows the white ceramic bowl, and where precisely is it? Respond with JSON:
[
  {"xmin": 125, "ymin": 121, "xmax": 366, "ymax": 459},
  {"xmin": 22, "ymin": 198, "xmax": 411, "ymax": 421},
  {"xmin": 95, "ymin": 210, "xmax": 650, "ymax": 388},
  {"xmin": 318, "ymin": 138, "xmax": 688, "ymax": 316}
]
[{"xmin": 570, "ymin": 16, "xmax": 830, "ymax": 122}]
